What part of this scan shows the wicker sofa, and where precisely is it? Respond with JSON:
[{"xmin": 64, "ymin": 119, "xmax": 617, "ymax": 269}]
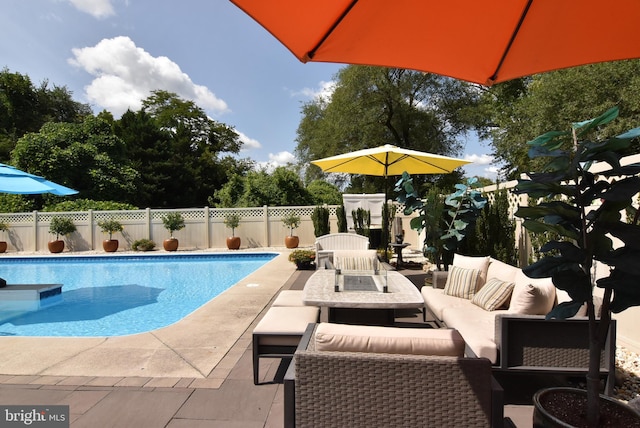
[
  {"xmin": 284, "ymin": 323, "xmax": 505, "ymax": 428},
  {"xmin": 422, "ymin": 254, "xmax": 616, "ymax": 394}
]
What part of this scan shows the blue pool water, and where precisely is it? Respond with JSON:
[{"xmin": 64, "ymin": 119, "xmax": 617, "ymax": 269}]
[{"xmin": 0, "ymin": 253, "xmax": 276, "ymax": 337}]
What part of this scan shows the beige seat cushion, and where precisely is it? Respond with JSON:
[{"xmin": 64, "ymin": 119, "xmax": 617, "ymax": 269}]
[
  {"xmin": 422, "ymin": 286, "xmax": 471, "ymax": 320},
  {"xmin": 253, "ymin": 306, "xmax": 320, "ymax": 345},
  {"xmin": 509, "ymin": 271, "xmax": 556, "ymax": 315},
  {"xmin": 314, "ymin": 322, "xmax": 465, "ymax": 357},
  {"xmin": 271, "ymin": 290, "xmax": 305, "ymax": 307},
  {"xmin": 442, "ymin": 306, "xmax": 506, "ymax": 363}
]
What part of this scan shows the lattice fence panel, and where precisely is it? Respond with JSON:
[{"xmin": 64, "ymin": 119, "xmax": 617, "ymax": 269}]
[
  {"xmin": 37, "ymin": 212, "xmax": 89, "ymax": 223},
  {"xmin": 151, "ymin": 209, "xmax": 205, "ymax": 221},
  {"xmin": 268, "ymin": 206, "xmax": 318, "ymax": 218},
  {"xmin": 0, "ymin": 212, "xmax": 35, "ymax": 224},
  {"xmin": 94, "ymin": 211, "xmax": 146, "ymax": 222},
  {"xmin": 209, "ymin": 207, "xmax": 264, "ymax": 220}
]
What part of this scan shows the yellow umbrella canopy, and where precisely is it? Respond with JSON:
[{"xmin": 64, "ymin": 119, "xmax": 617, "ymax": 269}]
[{"xmin": 310, "ymin": 145, "xmax": 470, "ymax": 177}]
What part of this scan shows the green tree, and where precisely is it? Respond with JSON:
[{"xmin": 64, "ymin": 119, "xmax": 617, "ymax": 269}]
[
  {"xmin": 480, "ymin": 60, "xmax": 640, "ymax": 177},
  {"xmin": 140, "ymin": 90, "xmax": 250, "ymax": 207},
  {"xmin": 12, "ymin": 116, "xmax": 139, "ymax": 206},
  {"xmin": 460, "ymin": 188, "xmax": 517, "ymax": 265},
  {"xmin": 113, "ymin": 109, "xmax": 176, "ymax": 207},
  {"xmin": 214, "ymin": 166, "xmax": 313, "ymax": 207},
  {"xmin": 295, "ymin": 66, "xmax": 478, "ymax": 192},
  {"xmin": 306, "ymin": 180, "xmax": 342, "ymax": 205},
  {"xmin": 0, "ymin": 68, "xmax": 90, "ymax": 162}
]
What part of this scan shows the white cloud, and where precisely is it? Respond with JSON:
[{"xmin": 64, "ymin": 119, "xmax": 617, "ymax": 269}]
[
  {"xmin": 465, "ymin": 153, "xmax": 494, "ymax": 165},
  {"xmin": 291, "ymin": 80, "xmax": 336, "ymax": 102},
  {"xmin": 68, "ymin": 0, "xmax": 115, "ymax": 19},
  {"xmin": 236, "ymin": 131, "xmax": 261, "ymax": 151},
  {"xmin": 69, "ymin": 36, "xmax": 229, "ymax": 117},
  {"xmin": 269, "ymin": 151, "xmax": 296, "ymax": 164},
  {"xmin": 256, "ymin": 151, "xmax": 296, "ymax": 172}
]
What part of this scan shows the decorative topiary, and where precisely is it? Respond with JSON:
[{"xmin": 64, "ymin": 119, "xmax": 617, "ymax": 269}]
[{"xmin": 97, "ymin": 218, "xmax": 124, "ymax": 240}]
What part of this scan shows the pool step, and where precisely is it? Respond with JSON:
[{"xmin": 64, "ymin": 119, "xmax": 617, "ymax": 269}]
[{"xmin": 0, "ymin": 284, "xmax": 64, "ymax": 321}]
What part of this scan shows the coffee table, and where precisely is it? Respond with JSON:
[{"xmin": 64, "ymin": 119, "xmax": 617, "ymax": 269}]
[{"xmin": 302, "ymin": 269, "xmax": 423, "ymax": 325}]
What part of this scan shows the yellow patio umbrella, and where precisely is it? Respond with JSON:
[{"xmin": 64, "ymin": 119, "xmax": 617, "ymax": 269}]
[
  {"xmin": 311, "ymin": 144, "xmax": 471, "ymax": 199},
  {"xmin": 310, "ymin": 144, "xmax": 470, "ymax": 177}
]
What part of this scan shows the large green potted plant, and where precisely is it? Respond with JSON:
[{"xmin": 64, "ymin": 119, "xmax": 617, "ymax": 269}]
[
  {"xmin": 0, "ymin": 221, "xmax": 9, "ymax": 253},
  {"xmin": 224, "ymin": 213, "xmax": 241, "ymax": 250},
  {"xmin": 395, "ymin": 175, "xmax": 486, "ymax": 270},
  {"xmin": 513, "ymin": 107, "xmax": 640, "ymax": 427},
  {"xmin": 48, "ymin": 216, "xmax": 76, "ymax": 253},
  {"xmin": 161, "ymin": 212, "xmax": 185, "ymax": 251},
  {"xmin": 282, "ymin": 213, "xmax": 301, "ymax": 249},
  {"xmin": 97, "ymin": 218, "xmax": 124, "ymax": 252}
]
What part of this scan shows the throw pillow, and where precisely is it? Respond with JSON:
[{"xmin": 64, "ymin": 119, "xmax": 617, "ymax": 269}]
[
  {"xmin": 471, "ymin": 277, "xmax": 514, "ymax": 311},
  {"xmin": 443, "ymin": 266, "xmax": 480, "ymax": 299},
  {"xmin": 452, "ymin": 254, "xmax": 490, "ymax": 288},
  {"xmin": 509, "ymin": 271, "xmax": 556, "ymax": 315}
]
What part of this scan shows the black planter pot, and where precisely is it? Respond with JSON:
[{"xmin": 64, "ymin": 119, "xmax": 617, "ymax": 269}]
[
  {"xmin": 295, "ymin": 260, "xmax": 315, "ymax": 270},
  {"xmin": 533, "ymin": 387, "xmax": 640, "ymax": 427}
]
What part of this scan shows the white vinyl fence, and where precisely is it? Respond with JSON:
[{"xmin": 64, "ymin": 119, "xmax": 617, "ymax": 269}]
[{"xmin": 0, "ymin": 205, "xmax": 421, "ymax": 253}]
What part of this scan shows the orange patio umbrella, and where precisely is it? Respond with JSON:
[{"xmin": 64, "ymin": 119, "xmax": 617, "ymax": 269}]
[{"xmin": 230, "ymin": 0, "xmax": 640, "ymax": 86}]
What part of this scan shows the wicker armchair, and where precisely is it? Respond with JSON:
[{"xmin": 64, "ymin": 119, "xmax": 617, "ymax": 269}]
[{"xmin": 284, "ymin": 324, "xmax": 504, "ymax": 428}]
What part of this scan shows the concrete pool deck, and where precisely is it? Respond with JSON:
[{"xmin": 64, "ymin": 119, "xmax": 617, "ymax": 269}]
[{"xmin": 0, "ymin": 249, "xmax": 294, "ymax": 381}]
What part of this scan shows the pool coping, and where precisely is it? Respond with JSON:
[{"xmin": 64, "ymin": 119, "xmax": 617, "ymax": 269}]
[{"xmin": 0, "ymin": 249, "xmax": 296, "ymax": 386}]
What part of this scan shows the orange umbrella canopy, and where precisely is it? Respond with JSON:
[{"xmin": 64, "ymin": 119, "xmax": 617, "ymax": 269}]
[{"xmin": 230, "ymin": 0, "xmax": 640, "ymax": 86}]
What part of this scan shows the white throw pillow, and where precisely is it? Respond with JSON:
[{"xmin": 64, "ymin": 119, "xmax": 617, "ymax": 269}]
[
  {"xmin": 452, "ymin": 254, "xmax": 490, "ymax": 289},
  {"xmin": 509, "ymin": 271, "xmax": 556, "ymax": 315},
  {"xmin": 487, "ymin": 258, "xmax": 520, "ymax": 284}
]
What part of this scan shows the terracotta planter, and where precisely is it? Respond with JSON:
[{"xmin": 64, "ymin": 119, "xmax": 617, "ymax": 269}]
[
  {"xmin": 226, "ymin": 236, "xmax": 241, "ymax": 250},
  {"xmin": 102, "ymin": 239, "xmax": 119, "ymax": 252},
  {"xmin": 0, "ymin": 241, "xmax": 6, "ymax": 253},
  {"xmin": 533, "ymin": 387, "xmax": 640, "ymax": 427},
  {"xmin": 163, "ymin": 238, "xmax": 179, "ymax": 251},
  {"xmin": 48, "ymin": 240, "xmax": 65, "ymax": 253},
  {"xmin": 284, "ymin": 235, "xmax": 299, "ymax": 249}
]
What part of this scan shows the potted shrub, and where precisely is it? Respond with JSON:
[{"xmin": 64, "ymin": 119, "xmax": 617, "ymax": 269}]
[
  {"xmin": 48, "ymin": 216, "xmax": 76, "ymax": 253},
  {"xmin": 514, "ymin": 107, "xmax": 640, "ymax": 427},
  {"xmin": 288, "ymin": 249, "xmax": 315, "ymax": 270},
  {"xmin": 132, "ymin": 238, "xmax": 156, "ymax": 251},
  {"xmin": 97, "ymin": 218, "xmax": 123, "ymax": 252},
  {"xmin": 0, "ymin": 221, "xmax": 8, "ymax": 253},
  {"xmin": 282, "ymin": 213, "xmax": 301, "ymax": 248},
  {"xmin": 224, "ymin": 213, "xmax": 241, "ymax": 250},
  {"xmin": 161, "ymin": 212, "xmax": 185, "ymax": 251}
]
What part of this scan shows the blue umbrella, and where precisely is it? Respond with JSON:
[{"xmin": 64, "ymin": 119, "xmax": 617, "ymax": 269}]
[{"xmin": 0, "ymin": 163, "xmax": 78, "ymax": 196}]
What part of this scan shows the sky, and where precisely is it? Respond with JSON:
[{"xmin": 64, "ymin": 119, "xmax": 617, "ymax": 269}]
[{"xmin": 1, "ymin": 0, "xmax": 497, "ymax": 180}]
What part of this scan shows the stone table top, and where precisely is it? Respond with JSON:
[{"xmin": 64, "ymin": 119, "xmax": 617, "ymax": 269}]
[{"xmin": 302, "ymin": 269, "xmax": 423, "ymax": 309}]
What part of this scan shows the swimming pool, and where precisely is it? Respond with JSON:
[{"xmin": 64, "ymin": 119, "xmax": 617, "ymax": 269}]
[{"xmin": 0, "ymin": 253, "xmax": 276, "ymax": 337}]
